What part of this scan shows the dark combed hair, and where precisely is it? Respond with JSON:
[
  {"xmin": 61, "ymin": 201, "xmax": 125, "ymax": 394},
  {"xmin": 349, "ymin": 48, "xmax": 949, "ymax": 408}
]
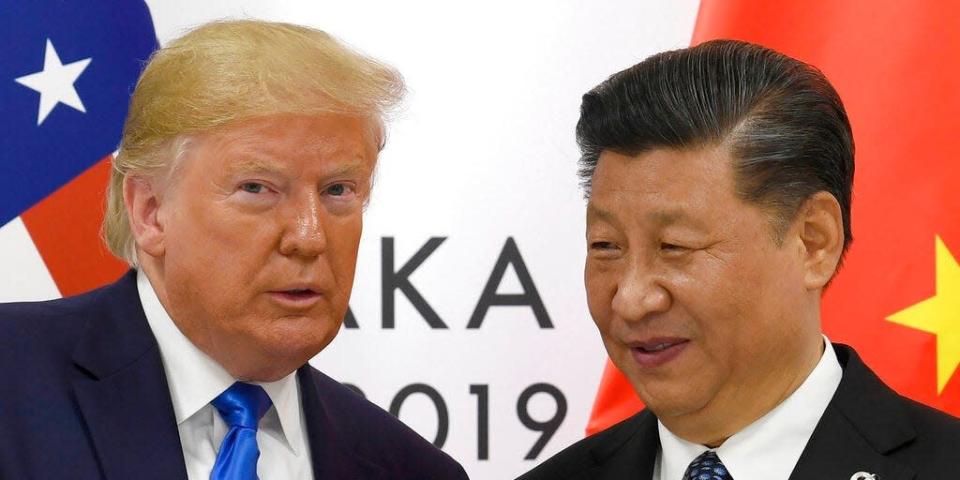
[{"xmin": 576, "ymin": 39, "xmax": 855, "ymax": 255}]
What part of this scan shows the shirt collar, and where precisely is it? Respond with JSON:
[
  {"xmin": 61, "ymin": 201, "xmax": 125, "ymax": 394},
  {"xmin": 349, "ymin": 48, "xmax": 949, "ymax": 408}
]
[
  {"xmin": 254, "ymin": 372, "xmax": 305, "ymax": 456},
  {"xmin": 137, "ymin": 269, "xmax": 306, "ymax": 455},
  {"xmin": 658, "ymin": 335, "xmax": 843, "ymax": 480}
]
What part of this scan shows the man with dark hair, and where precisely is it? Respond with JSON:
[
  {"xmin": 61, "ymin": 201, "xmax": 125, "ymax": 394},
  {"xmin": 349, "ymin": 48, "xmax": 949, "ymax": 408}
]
[{"xmin": 519, "ymin": 40, "xmax": 960, "ymax": 480}]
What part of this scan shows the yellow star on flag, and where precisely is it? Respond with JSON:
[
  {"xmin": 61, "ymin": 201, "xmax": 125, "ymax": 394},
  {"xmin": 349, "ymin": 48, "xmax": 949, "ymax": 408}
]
[{"xmin": 887, "ymin": 236, "xmax": 960, "ymax": 394}]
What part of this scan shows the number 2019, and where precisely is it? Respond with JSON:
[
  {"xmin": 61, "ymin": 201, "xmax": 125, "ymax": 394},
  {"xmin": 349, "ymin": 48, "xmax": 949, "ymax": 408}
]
[{"xmin": 344, "ymin": 383, "xmax": 568, "ymax": 460}]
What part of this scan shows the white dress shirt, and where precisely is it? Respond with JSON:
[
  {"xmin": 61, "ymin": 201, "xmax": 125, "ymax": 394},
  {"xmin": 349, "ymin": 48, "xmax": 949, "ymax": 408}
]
[
  {"xmin": 137, "ymin": 270, "xmax": 315, "ymax": 480},
  {"xmin": 653, "ymin": 336, "xmax": 843, "ymax": 480}
]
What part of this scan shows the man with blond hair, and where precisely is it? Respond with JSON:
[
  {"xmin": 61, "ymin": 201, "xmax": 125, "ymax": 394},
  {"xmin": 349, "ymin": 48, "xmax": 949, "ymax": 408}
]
[{"xmin": 0, "ymin": 20, "xmax": 467, "ymax": 480}]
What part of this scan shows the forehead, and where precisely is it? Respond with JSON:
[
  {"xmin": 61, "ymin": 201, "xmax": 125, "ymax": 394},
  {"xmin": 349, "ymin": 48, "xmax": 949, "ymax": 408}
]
[
  {"xmin": 197, "ymin": 114, "xmax": 379, "ymax": 169},
  {"xmin": 588, "ymin": 146, "xmax": 740, "ymax": 223}
]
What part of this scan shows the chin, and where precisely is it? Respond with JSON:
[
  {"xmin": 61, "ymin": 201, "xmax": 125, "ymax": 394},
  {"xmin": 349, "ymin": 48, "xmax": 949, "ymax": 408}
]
[
  {"xmin": 262, "ymin": 312, "xmax": 341, "ymax": 349},
  {"xmin": 641, "ymin": 395, "xmax": 699, "ymax": 420},
  {"xmin": 225, "ymin": 338, "xmax": 331, "ymax": 383},
  {"xmin": 627, "ymin": 374, "xmax": 706, "ymax": 417},
  {"xmin": 234, "ymin": 348, "xmax": 313, "ymax": 382},
  {"xmin": 269, "ymin": 332, "xmax": 335, "ymax": 363}
]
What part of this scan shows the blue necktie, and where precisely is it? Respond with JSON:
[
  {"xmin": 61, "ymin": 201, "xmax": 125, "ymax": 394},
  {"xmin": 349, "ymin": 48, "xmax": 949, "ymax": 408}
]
[
  {"xmin": 210, "ymin": 382, "xmax": 273, "ymax": 480},
  {"xmin": 683, "ymin": 450, "xmax": 733, "ymax": 480}
]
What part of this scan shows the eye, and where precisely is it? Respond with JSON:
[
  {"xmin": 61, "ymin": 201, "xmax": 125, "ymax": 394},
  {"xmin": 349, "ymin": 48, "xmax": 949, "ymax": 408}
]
[
  {"xmin": 660, "ymin": 242, "xmax": 691, "ymax": 254},
  {"xmin": 325, "ymin": 182, "xmax": 354, "ymax": 197},
  {"xmin": 589, "ymin": 241, "xmax": 622, "ymax": 255},
  {"xmin": 239, "ymin": 182, "xmax": 267, "ymax": 194},
  {"xmin": 591, "ymin": 241, "xmax": 616, "ymax": 250}
]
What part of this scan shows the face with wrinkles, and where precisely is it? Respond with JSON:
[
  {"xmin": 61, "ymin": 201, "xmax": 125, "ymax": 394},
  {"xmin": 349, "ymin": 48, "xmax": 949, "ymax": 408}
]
[
  {"xmin": 585, "ymin": 146, "xmax": 828, "ymax": 444},
  {"xmin": 128, "ymin": 114, "xmax": 378, "ymax": 381}
]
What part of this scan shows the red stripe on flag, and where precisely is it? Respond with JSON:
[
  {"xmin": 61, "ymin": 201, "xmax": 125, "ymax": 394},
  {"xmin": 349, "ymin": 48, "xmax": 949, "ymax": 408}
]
[
  {"xmin": 587, "ymin": 0, "xmax": 960, "ymax": 434},
  {"xmin": 21, "ymin": 156, "xmax": 128, "ymax": 296}
]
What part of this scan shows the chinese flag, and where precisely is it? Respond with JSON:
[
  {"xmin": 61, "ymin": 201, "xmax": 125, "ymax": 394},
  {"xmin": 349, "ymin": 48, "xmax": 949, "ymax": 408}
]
[{"xmin": 587, "ymin": 0, "xmax": 960, "ymax": 435}]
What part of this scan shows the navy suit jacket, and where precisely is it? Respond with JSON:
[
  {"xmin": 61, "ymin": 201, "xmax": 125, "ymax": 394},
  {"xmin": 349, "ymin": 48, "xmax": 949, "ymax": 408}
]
[
  {"xmin": 0, "ymin": 271, "xmax": 468, "ymax": 479},
  {"xmin": 517, "ymin": 344, "xmax": 960, "ymax": 480}
]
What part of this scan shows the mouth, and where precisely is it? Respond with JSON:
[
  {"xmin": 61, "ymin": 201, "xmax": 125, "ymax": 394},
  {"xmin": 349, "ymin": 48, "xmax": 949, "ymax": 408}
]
[
  {"xmin": 267, "ymin": 287, "xmax": 323, "ymax": 309},
  {"xmin": 628, "ymin": 337, "xmax": 689, "ymax": 368}
]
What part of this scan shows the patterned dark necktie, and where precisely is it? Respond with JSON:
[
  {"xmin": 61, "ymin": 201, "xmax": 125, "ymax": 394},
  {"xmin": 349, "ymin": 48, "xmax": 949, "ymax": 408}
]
[
  {"xmin": 683, "ymin": 450, "xmax": 733, "ymax": 480},
  {"xmin": 210, "ymin": 382, "xmax": 273, "ymax": 480}
]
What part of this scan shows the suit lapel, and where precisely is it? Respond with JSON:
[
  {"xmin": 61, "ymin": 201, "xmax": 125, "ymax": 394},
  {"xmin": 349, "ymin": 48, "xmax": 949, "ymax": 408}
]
[
  {"xmin": 297, "ymin": 367, "xmax": 393, "ymax": 480},
  {"xmin": 790, "ymin": 344, "xmax": 916, "ymax": 480},
  {"xmin": 576, "ymin": 410, "xmax": 659, "ymax": 480},
  {"xmin": 71, "ymin": 271, "xmax": 188, "ymax": 480}
]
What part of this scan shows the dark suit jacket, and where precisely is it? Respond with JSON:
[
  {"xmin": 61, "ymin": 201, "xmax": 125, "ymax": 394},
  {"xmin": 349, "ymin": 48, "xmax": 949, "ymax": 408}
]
[
  {"xmin": 0, "ymin": 270, "xmax": 468, "ymax": 480},
  {"xmin": 518, "ymin": 344, "xmax": 960, "ymax": 480}
]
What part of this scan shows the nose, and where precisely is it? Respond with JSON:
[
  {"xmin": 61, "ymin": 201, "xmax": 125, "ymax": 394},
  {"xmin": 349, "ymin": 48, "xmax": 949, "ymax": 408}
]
[
  {"xmin": 610, "ymin": 265, "xmax": 671, "ymax": 323},
  {"xmin": 278, "ymin": 191, "xmax": 327, "ymax": 258}
]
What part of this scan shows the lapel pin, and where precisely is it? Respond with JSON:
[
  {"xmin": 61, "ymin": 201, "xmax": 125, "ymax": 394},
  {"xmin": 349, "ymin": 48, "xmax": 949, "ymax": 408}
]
[{"xmin": 850, "ymin": 472, "xmax": 878, "ymax": 480}]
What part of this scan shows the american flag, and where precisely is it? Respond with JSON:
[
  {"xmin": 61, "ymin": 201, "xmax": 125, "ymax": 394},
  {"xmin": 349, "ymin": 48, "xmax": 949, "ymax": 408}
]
[{"xmin": 1, "ymin": 0, "xmax": 156, "ymax": 299}]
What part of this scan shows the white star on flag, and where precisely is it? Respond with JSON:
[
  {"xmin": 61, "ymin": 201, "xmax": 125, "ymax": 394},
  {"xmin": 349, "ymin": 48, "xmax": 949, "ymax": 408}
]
[{"xmin": 15, "ymin": 39, "xmax": 92, "ymax": 126}]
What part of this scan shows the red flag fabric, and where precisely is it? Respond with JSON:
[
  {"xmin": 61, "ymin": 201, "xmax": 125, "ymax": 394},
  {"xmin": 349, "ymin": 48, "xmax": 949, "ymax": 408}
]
[
  {"xmin": 21, "ymin": 156, "xmax": 128, "ymax": 296},
  {"xmin": 587, "ymin": 0, "xmax": 960, "ymax": 435}
]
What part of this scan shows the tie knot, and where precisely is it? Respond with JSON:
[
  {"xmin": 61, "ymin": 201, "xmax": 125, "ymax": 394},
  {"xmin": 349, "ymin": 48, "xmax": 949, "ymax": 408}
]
[
  {"xmin": 212, "ymin": 382, "xmax": 272, "ymax": 429},
  {"xmin": 684, "ymin": 450, "xmax": 733, "ymax": 480}
]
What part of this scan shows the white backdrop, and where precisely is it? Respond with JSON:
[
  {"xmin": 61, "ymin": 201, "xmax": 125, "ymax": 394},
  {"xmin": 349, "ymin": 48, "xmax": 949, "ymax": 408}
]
[{"xmin": 1, "ymin": 1, "xmax": 700, "ymax": 477}]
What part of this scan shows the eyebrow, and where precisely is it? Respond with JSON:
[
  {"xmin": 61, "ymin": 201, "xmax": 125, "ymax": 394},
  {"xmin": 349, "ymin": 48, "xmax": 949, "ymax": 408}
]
[
  {"xmin": 226, "ymin": 157, "xmax": 370, "ymax": 178},
  {"xmin": 227, "ymin": 158, "xmax": 283, "ymax": 176},
  {"xmin": 323, "ymin": 159, "xmax": 370, "ymax": 177},
  {"xmin": 586, "ymin": 204, "xmax": 618, "ymax": 225},
  {"xmin": 587, "ymin": 204, "xmax": 708, "ymax": 231},
  {"xmin": 648, "ymin": 210, "xmax": 691, "ymax": 226}
]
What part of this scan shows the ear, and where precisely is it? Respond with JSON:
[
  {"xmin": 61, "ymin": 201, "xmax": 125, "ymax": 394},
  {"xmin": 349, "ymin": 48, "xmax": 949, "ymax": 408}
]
[
  {"xmin": 796, "ymin": 191, "xmax": 844, "ymax": 290},
  {"xmin": 123, "ymin": 175, "xmax": 166, "ymax": 258}
]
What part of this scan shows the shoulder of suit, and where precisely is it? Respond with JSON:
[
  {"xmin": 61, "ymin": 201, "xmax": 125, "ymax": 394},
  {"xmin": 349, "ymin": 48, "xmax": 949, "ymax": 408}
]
[
  {"xmin": 302, "ymin": 366, "xmax": 468, "ymax": 478},
  {"xmin": 0, "ymin": 280, "xmax": 120, "ymax": 365},
  {"xmin": 834, "ymin": 343, "xmax": 960, "ymax": 439},
  {"xmin": 846, "ymin": 383, "xmax": 960, "ymax": 475},
  {"xmin": 894, "ymin": 392, "xmax": 960, "ymax": 448},
  {"xmin": 0, "ymin": 276, "xmax": 135, "ymax": 428},
  {"xmin": 830, "ymin": 343, "xmax": 960, "ymax": 473},
  {"xmin": 516, "ymin": 410, "xmax": 651, "ymax": 480}
]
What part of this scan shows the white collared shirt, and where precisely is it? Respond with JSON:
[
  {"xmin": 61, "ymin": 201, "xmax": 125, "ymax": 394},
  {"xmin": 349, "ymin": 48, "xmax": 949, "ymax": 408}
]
[
  {"xmin": 137, "ymin": 270, "xmax": 315, "ymax": 480},
  {"xmin": 654, "ymin": 336, "xmax": 842, "ymax": 480}
]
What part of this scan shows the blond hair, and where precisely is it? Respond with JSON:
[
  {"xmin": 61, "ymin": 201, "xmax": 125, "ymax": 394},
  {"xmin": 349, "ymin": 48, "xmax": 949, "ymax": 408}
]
[{"xmin": 103, "ymin": 20, "xmax": 405, "ymax": 264}]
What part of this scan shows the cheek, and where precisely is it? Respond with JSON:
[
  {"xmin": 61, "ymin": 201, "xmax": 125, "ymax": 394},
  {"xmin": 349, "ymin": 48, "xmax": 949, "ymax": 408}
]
[
  {"xmin": 176, "ymin": 218, "xmax": 276, "ymax": 280},
  {"xmin": 671, "ymin": 255, "xmax": 754, "ymax": 349},
  {"xmin": 324, "ymin": 215, "xmax": 363, "ymax": 280},
  {"xmin": 171, "ymin": 195, "xmax": 260, "ymax": 251},
  {"xmin": 165, "ymin": 205, "xmax": 281, "ymax": 304},
  {"xmin": 693, "ymin": 252, "xmax": 795, "ymax": 361},
  {"xmin": 584, "ymin": 263, "xmax": 617, "ymax": 330}
]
